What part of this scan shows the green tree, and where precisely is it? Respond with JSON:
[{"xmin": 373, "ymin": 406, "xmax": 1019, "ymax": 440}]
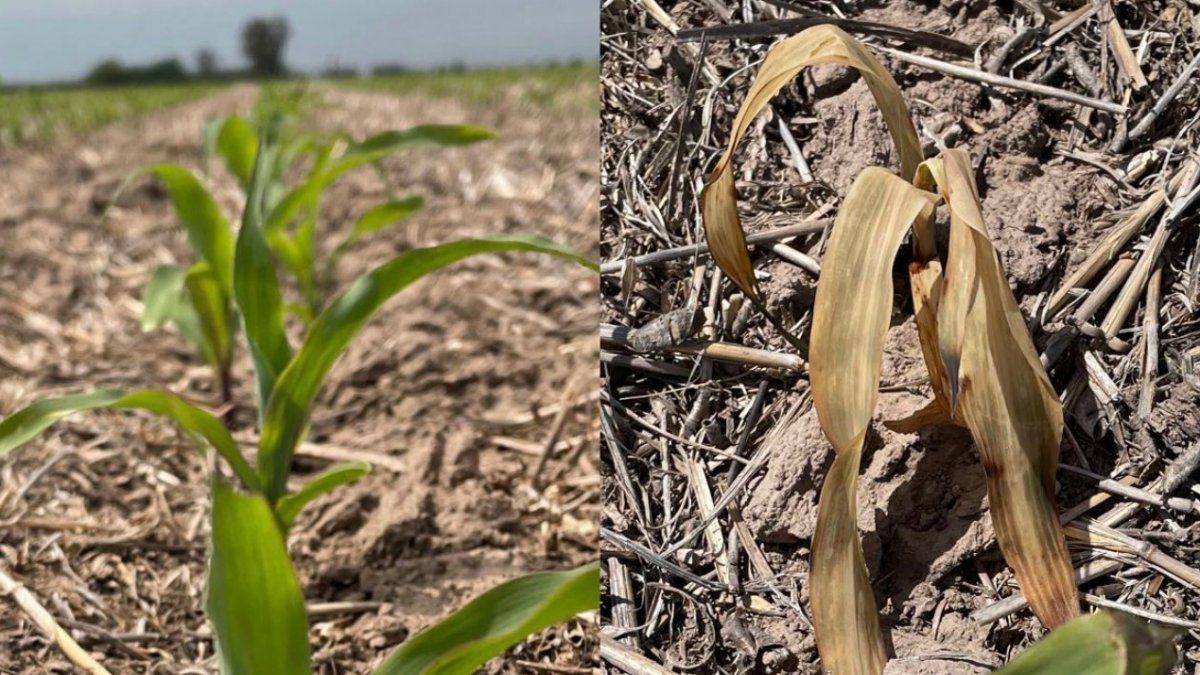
[
  {"xmin": 197, "ymin": 48, "xmax": 219, "ymax": 77},
  {"xmin": 241, "ymin": 17, "xmax": 291, "ymax": 76},
  {"xmin": 86, "ymin": 58, "xmax": 126, "ymax": 84}
]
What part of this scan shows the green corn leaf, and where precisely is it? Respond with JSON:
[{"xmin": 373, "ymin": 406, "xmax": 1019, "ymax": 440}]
[
  {"xmin": 266, "ymin": 231, "xmax": 308, "ymax": 287},
  {"xmin": 216, "ymin": 115, "xmax": 258, "ymax": 189},
  {"xmin": 256, "ymin": 235, "xmax": 595, "ymax": 502},
  {"xmin": 262, "ymin": 126, "xmax": 481, "ymax": 240},
  {"xmin": 324, "ymin": 197, "xmax": 427, "ymax": 297},
  {"xmin": 208, "ymin": 478, "xmax": 311, "ymax": 675},
  {"xmin": 372, "ymin": 562, "xmax": 599, "ymax": 675},
  {"xmin": 201, "ymin": 117, "xmax": 224, "ymax": 170},
  {"xmin": 347, "ymin": 197, "xmax": 425, "ymax": 245},
  {"xmin": 344, "ymin": 125, "xmax": 495, "ymax": 164},
  {"xmin": 264, "ymin": 183, "xmax": 326, "ymax": 317},
  {"xmin": 293, "ymin": 205, "xmax": 320, "ymax": 312},
  {"xmin": 263, "ymin": 138, "xmax": 335, "ymax": 237},
  {"xmin": 268, "ymin": 125, "xmax": 487, "ymax": 240},
  {"xmin": 233, "ymin": 141, "xmax": 292, "ymax": 410},
  {"xmin": 264, "ymin": 181, "xmax": 321, "ymax": 237},
  {"xmin": 261, "ymin": 154, "xmax": 328, "ymax": 308},
  {"xmin": 264, "ymin": 133, "xmax": 314, "ymax": 213},
  {"xmin": 142, "ymin": 164, "xmax": 235, "ymax": 291},
  {"xmin": 142, "ymin": 266, "xmax": 212, "ymax": 383},
  {"xmin": 275, "ymin": 461, "xmax": 371, "ymax": 530},
  {"xmin": 261, "ymin": 146, "xmax": 332, "ymax": 314},
  {"xmin": 996, "ymin": 610, "xmax": 1175, "ymax": 674},
  {"xmin": 261, "ymin": 126, "xmax": 484, "ymax": 309},
  {"xmin": 328, "ymin": 125, "xmax": 493, "ymax": 180},
  {"xmin": 185, "ymin": 261, "xmax": 235, "ymax": 378},
  {"xmin": 142, "ymin": 265, "xmax": 199, "ymax": 334},
  {"xmin": 285, "ymin": 302, "xmax": 315, "ymax": 324},
  {"xmin": 142, "ymin": 265, "xmax": 187, "ymax": 332},
  {"xmin": 0, "ymin": 390, "xmax": 258, "ymax": 491}
]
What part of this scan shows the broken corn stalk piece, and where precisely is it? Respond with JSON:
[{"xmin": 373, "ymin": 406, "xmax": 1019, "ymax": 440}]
[{"xmin": 699, "ymin": 25, "xmax": 1080, "ymax": 674}]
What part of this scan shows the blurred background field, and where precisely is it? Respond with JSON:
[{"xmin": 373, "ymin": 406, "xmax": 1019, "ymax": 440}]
[
  {"xmin": 0, "ymin": 2, "xmax": 596, "ymax": 145},
  {"xmin": 344, "ymin": 61, "xmax": 599, "ymax": 110},
  {"xmin": 0, "ymin": 62, "xmax": 595, "ymax": 147},
  {"xmin": 0, "ymin": 84, "xmax": 221, "ymax": 145}
]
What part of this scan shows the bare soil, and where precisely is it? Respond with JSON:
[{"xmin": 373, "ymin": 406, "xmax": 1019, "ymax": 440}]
[
  {"xmin": 0, "ymin": 83, "xmax": 598, "ymax": 672},
  {"xmin": 602, "ymin": 0, "xmax": 1200, "ymax": 672}
]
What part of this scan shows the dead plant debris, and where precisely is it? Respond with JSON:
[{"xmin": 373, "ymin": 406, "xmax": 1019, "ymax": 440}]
[{"xmin": 601, "ymin": 0, "xmax": 1200, "ymax": 672}]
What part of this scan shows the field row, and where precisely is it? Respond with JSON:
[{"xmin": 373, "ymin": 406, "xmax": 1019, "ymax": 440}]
[{"xmin": 0, "ymin": 63, "xmax": 596, "ymax": 147}]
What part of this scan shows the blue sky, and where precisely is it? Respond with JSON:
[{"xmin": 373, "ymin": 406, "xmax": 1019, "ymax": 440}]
[{"xmin": 0, "ymin": 1, "xmax": 598, "ymax": 84}]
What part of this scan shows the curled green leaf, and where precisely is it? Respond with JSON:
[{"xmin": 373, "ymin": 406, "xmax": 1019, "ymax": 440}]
[
  {"xmin": 0, "ymin": 390, "xmax": 257, "ymax": 491},
  {"xmin": 275, "ymin": 461, "xmax": 371, "ymax": 530},
  {"xmin": 372, "ymin": 563, "xmax": 599, "ymax": 675}
]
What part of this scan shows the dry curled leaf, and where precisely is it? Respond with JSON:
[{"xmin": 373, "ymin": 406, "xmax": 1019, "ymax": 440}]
[
  {"xmin": 809, "ymin": 167, "xmax": 937, "ymax": 674},
  {"xmin": 700, "ymin": 24, "xmax": 922, "ymax": 299},
  {"xmin": 915, "ymin": 150, "xmax": 1078, "ymax": 630}
]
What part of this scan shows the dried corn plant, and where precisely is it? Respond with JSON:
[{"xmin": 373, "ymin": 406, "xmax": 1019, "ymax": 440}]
[{"xmin": 701, "ymin": 25, "xmax": 1084, "ymax": 673}]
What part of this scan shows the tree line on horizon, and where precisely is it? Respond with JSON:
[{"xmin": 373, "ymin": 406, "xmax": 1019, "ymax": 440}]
[
  {"xmin": 0, "ymin": 14, "xmax": 593, "ymax": 90},
  {"xmin": 79, "ymin": 16, "xmax": 448, "ymax": 85},
  {"xmin": 85, "ymin": 16, "xmax": 292, "ymax": 86}
]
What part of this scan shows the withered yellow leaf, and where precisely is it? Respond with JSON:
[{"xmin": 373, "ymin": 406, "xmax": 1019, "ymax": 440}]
[
  {"xmin": 809, "ymin": 167, "xmax": 935, "ymax": 675},
  {"xmin": 701, "ymin": 26, "xmax": 1081, "ymax": 674},
  {"xmin": 701, "ymin": 24, "xmax": 922, "ymax": 299},
  {"xmin": 904, "ymin": 257, "xmax": 953, "ymax": 417},
  {"xmin": 921, "ymin": 150, "xmax": 1079, "ymax": 629},
  {"xmin": 914, "ymin": 155, "xmax": 978, "ymax": 413}
]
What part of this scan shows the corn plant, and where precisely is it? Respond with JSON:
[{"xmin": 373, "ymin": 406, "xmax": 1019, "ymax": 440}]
[
  {"xmin": 1, "ymin": 123, "xmax": 598, "ymax": 673},
  {"xmin": 995, "ymin": 610, "xmax": 1175, "ymax": 674},
  {"xmin": 139, "ymin": 91, "xmax": 486, "ymax": 401},
  {"xmin": 206, "ymin": 89, "xmax": 477, "ymax": 322},
  {"xmin": 701, "ymin": 25, "xmax": 1079, "ymax": 673},
  {"xmin": 201, "ymin": 85, "xmax": 325, "ymax": 218}
]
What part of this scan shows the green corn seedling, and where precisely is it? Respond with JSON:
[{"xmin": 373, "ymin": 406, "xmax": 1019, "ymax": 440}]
[
  {"xmin": 140, "ymin": 89, "xmax": 488, "ymax": 401},
  {"xmin": 210, "ymin": 88, "xmax": 480, "ymax": 322},
  {"xmin": 3, "ymin": 115, "xmax": 599, "ymax": 674}
]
